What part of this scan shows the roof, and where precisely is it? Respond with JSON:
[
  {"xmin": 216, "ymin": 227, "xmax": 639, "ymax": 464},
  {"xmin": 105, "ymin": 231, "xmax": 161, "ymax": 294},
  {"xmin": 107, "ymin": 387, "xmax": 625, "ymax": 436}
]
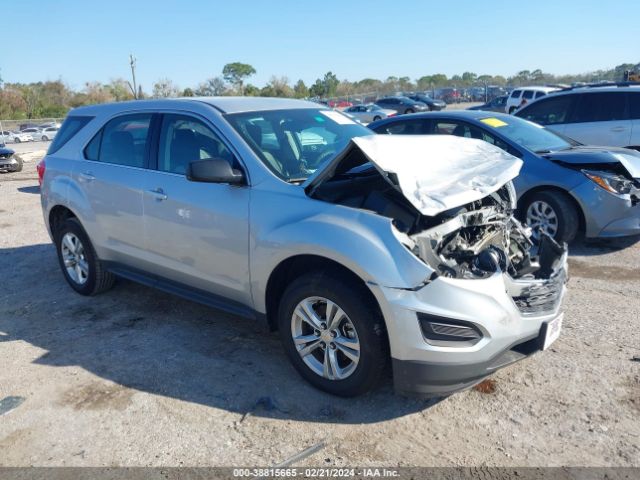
[
  {"xmin": 70, "ymin": 96, "xmax": 325, "ymax": 116},
  {"xmin": 511, "ymin": 86, "xmax": 559, "ymax": 92}
]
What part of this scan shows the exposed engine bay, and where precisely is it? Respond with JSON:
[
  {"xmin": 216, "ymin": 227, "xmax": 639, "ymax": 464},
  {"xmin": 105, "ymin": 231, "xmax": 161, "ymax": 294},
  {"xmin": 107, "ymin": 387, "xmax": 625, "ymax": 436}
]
[{"xmin": 310, "ymin": 163, "xmax": 565, "ymax": 283}]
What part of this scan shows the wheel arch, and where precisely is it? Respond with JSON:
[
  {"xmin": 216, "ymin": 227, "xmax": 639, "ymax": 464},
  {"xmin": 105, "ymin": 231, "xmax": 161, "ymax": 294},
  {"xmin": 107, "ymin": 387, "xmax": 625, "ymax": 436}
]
[
  {"xmin": 48, "ymin": 205, "xmax": 80, "ymax": 237},
  {"xmin": 264, "ymin": 254, "xmax": 384, "ymax": 333},
  {"xmin": 518, "ymin": 185, "xmax": 586, "ymax": 233}
]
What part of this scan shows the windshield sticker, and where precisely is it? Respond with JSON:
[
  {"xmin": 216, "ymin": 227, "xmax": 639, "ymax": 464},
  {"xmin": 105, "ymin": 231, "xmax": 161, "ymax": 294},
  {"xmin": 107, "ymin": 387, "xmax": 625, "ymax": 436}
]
[
  {"xmin": 320, "ymin": 110, "xmax": 357, "ymax": 125},
  {"xmin": 480, "ymin": 118, "xmax": 508, "ymax": 128}
]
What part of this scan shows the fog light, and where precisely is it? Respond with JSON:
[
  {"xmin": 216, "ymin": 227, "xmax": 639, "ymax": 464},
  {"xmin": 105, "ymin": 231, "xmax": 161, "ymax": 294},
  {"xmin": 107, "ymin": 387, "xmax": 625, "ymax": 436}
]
[{"xmin": 417, "ymin": 313, "xmax": 483, "ymax": 346}]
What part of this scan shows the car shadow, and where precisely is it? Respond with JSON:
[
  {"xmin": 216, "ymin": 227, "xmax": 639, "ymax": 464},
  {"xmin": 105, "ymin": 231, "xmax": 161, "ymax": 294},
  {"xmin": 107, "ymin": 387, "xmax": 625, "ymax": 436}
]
[
  {"xmin": 0, "ymin": 243, "xmax": 440, "ymax": 424},
  {"xmin": 568, "ymin": 234, "xmax": 640, "ymax": 257},
  {"xmin": 17, "ymin": 185, "xmax": 40, "ymax": 194}
]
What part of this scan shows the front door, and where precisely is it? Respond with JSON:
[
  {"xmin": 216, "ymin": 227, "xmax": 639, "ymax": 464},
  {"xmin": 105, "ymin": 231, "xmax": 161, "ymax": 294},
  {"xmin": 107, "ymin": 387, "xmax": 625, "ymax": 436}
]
[{"xmin": 142, "ymin": 113, "xmax": 251, "ymax": 305}]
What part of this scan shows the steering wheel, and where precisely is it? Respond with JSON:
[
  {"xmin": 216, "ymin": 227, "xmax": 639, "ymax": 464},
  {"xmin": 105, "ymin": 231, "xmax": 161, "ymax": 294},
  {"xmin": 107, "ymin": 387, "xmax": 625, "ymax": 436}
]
[{"xmin": 315, "ymin": 149, "xmax": 338, "ymax": 167}]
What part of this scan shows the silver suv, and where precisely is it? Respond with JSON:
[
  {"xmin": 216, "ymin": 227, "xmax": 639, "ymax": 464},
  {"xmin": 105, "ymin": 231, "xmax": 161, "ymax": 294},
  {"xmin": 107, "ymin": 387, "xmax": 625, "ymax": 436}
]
[{"xmin": 39, "ymin": 97, "xmax": 567, "ymax": 397}]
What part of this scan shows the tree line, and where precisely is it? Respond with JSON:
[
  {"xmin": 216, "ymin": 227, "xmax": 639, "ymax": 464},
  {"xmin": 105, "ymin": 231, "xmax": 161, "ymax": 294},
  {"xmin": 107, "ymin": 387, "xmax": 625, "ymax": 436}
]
[{"xmin": 1, "ymin": 61, "xmax": 638, "ymax": 120}]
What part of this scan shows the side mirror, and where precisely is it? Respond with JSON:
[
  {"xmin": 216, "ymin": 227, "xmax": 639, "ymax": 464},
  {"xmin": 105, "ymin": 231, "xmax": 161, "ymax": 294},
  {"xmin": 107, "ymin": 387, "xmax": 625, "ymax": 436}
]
[{"xmin": 187, "ymin": 158, "xmax": 244, "ymax": 184}]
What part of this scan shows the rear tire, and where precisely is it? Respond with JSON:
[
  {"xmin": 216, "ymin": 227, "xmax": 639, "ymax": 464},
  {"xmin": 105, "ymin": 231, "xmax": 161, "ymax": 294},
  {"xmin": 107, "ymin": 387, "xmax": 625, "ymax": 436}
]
[
  {"xmin": 404, "ymin": 108, "xmax": 415, "ymax": 114},
  {"xmin": 277, "ymin": 271, "xmax": 388, "ymax": 397},
  {"xmin": 54, "ymin": 218, "xmax": 115, "ymax": 296},
  {"xmin": 373, "ymin": 115, "xmax": 381, "ymax": 122},
  {"xmin": 508, "ymin": 106, "xmax": 517, "ymax": 114},
  {"xmin": 14, "ymin": 138, "xmax": 21, "ymax": 143},
  {"xmin": 522, "ymin": 191, "xmax": 579, "ymax": 243}
]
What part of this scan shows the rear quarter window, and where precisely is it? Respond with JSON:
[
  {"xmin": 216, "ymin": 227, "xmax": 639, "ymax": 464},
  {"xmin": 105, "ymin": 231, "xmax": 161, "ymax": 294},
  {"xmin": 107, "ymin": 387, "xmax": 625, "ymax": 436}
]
[{"xmin": 48, "ymin": 116, "xmax": 93, "ymax": 154}]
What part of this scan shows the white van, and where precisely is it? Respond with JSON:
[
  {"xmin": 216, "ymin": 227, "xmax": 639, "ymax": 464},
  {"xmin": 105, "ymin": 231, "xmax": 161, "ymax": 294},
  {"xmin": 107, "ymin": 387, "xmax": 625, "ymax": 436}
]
[{"xmin": 506, "ymin": 86, "xmax": 559, "ymax": 114}]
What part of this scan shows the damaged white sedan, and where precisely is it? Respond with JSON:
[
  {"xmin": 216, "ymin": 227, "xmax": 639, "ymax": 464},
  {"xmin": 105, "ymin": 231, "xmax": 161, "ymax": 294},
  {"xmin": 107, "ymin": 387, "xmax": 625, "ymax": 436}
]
[{"xmin": 41, "ymin": 98, "xmax": 567, "ymax": 397}]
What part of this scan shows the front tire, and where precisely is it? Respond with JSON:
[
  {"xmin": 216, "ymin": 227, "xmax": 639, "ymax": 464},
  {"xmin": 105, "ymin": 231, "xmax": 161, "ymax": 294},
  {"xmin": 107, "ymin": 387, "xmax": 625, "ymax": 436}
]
[
  {"xmin": 14, "ymin": 138, "xmax": 21, "ymax": 143},
  {"xmin": 42, "ymin": 135, "xmax": 48, "ymax": 141},
  {"xmin": 523, "ymin": 191, "xmax": 579, "ymax": 243},
  {"xmin": 372, "ymin": 115, "xmax": 381, "ymax": 122},
  {"xmin": 54, "ymin": 218, "xmax": 115, "ymax": 295},
  {"xmin": 11, "ymin": 156, "xmax": 23, "ymax": 172},
  {"xmin": 404, "ymin": 108, "xmax": 415, "ymax": 114},
  {"xmin": 277, "ymin": 271, "xmax": 388, "ymax": 397}
]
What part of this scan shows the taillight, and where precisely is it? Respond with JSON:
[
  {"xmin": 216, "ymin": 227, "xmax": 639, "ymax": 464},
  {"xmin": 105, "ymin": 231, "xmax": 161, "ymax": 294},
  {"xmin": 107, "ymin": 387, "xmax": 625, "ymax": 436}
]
[{"xmin": 36, "ymin": 158, "xmax": 46, "ymax": 186}]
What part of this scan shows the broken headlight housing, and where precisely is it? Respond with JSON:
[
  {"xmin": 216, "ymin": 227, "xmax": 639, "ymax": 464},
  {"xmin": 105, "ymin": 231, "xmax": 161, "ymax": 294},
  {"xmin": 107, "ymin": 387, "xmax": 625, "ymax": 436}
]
[{"xmin": 582, "ymin": 169, "xmax": 634, "ymax": 195}]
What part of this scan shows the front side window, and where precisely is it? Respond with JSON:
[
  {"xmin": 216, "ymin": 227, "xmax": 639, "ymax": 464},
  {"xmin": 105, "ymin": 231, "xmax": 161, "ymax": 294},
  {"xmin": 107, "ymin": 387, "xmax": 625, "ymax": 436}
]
[
  {"xmin": 226, "ymin": 109, "xmax": 372, "ymax": 182},
  {"xmin": 511, "ymin": 90, "xmax": 522, "ymax": 98},
  {"xmin": 516, "ymin": 95, "xmax": 574, "ymax": 125},
  {"xmin": 571, "ymin": 92, "xmax": 626, "ymax": 123},
  {"xmin": 158, "ymin": 114, "xmax": 233, "ymax": 175},
  {"xmin": 85, "ymin": 114, "xmax": 151, "ymax": 167}
]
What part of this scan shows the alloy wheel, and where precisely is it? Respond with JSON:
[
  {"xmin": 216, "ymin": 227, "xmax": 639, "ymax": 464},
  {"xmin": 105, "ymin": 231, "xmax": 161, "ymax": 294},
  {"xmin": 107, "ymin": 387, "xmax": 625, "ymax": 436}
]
[
  {"xmin": 291, "ymin": 296, "xmax": 360, "ymax": 380},
  {"xmin": 526, "ymin": 200, "xmax": 558, "ymax": 240},
  {"xmin": 60, "ymin": 232, "xmax": 89, "ymax": 285}
]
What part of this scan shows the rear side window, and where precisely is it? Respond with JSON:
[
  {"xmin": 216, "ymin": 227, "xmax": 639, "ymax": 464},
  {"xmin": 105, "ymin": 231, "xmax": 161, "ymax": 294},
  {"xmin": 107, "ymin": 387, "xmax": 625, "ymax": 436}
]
[
  {"xmin": 48, "ymin": 116, "xmax": 92, "ymax": 154},
  {"xmin": 629, "ymin": 92, "xmax": 640, "ymax": 120},
  {"xmin": 571, "ymin": 92, "xmax": 626, "ymax": 123},
  {"xmin": 535, "ymin": 91, "xmax": 546, "ymax": 99},
  {"xmin": 84, "ymin": 114, "xmax": 152, "ymax": 168},
  {"xmin": 511, "ymin": 90, "xmax": 522, "ymax": 98},
  {"xmin": 522, "ymin": 90, "xmax": 534, "ymax": 100},
  {"xmin": 516, "ymin": 95, "xmax": 574, "ymax": 125}
]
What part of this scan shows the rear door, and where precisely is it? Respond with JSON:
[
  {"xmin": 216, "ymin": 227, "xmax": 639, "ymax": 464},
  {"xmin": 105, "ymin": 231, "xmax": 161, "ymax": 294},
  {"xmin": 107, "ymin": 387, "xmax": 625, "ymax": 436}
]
[
  {"xmin": 563, "ymin": 92, "xmax": 631, "ymax": 146},
  {"xmin": 142, "ymin": 112, "xmax": 251, "ymax": 305},
  {"xmin": 76, "ymin": 113, "xmax": 152, "ymax": 268}
]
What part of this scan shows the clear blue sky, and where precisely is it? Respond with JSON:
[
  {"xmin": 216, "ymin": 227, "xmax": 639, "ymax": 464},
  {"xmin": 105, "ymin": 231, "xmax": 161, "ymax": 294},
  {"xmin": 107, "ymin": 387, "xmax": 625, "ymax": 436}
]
[{"xmin": 2, "ymin": 0, "xmax": 638, "ymax": 91}]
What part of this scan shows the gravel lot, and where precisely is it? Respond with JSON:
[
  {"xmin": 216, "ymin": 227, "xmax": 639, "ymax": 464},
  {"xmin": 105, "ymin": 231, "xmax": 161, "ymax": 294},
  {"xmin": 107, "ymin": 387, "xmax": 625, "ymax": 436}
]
[{"xmin": 0, "ymin": 148, "xmax": 639, "ymax": 467}]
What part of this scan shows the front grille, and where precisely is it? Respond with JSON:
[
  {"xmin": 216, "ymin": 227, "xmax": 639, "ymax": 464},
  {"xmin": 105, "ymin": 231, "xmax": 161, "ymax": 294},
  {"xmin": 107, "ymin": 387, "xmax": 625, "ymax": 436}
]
[{"xmin": 512, "ymin": 268, "xmax": 566, "ymax": 314}]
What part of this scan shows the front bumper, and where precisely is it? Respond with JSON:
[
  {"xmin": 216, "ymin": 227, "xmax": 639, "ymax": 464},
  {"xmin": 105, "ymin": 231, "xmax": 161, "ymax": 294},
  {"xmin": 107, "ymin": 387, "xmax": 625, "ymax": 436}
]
[
  {"xmin": 0, "ymin": 157, "xmax": 20, "ymax": 172},
  {"xmin": 370, "ymin": 255, "xmax": 568, "ymax": 397},
  {"xmin": 571, "ymin": 181, "xmax": 640, "ymax": 238}
]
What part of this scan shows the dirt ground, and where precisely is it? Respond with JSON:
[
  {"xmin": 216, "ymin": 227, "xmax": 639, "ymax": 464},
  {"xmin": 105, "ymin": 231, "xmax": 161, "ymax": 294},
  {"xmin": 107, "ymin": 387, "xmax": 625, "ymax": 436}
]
[{"xmin": 0, "ymin": 148, "xmax": 639, "ymax": 467}]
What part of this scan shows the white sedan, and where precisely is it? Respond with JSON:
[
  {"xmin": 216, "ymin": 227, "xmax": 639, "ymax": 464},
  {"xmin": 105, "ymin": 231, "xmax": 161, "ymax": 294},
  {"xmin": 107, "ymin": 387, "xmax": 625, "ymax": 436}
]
[
  {"xmin": 0, "ymin": 130, "xmax": 33, "ymax": 143},
  {"xmin": 40, "ymin": 127, "xmax": 59, "ymax": 141},
  {"xmin": 343, "ymin": 104, "xmax": 397, "ymax": 124}
]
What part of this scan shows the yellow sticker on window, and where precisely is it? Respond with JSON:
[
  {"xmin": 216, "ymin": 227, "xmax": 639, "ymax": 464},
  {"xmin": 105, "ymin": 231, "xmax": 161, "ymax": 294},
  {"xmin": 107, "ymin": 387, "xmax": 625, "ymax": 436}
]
[{"xmin": 480, "ymin": 118, "xmax": 508, "ymax": 128}]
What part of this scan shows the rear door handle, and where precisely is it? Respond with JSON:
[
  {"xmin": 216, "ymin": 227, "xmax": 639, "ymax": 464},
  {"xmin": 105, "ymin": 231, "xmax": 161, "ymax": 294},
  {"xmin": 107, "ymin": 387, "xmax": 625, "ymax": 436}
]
[
  {"xmin": 611, "ymin": 126, "xmax": 626, "ymax": 132},
  {"xmin": 148, "ymin": 188, "xmax": 168, "ymax": 201},
  {"xmin": 79, "ymin": 171, "xmax": 95, "ymax": 182}
]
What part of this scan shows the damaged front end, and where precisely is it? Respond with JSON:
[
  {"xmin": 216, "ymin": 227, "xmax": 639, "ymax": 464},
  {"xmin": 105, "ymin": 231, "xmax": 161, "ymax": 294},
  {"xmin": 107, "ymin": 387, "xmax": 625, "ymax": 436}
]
[{"xmin": 306, "ymin": 134, "xmax": 567, "ymax": 316}]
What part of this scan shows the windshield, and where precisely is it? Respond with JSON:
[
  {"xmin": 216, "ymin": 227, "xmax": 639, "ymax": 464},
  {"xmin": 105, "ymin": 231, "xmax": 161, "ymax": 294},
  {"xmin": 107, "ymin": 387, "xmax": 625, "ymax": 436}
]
[
  {"xmin": 479, "ymin": 115, "xmax": 573, "ymax": 153},
  {"xmin": 225, "ymin": 108, "xmax": 372, "ymax": 182}
]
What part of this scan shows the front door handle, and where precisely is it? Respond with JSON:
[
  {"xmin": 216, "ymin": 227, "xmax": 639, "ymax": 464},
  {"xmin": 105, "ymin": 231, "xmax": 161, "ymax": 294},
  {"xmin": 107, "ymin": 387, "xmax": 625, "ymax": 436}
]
[
  {"xmin": 79, "ymin": 171, "xmax": 95, "ymax": 182},
  {"xmin": 148, "ymin": 188, "xmax": 168, "ymax": 201},
  {"xmin": 610, "ymin": 126, "xmax": 626, "ymax": 132}
]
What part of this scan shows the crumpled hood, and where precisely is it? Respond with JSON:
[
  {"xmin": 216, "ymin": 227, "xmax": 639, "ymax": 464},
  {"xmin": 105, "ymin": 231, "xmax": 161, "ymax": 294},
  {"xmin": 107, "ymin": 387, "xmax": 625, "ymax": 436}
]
[
  {"xmin": 306, "ymin": 135, "xmax": 523, "ymax": 217},
  {"xmin": 545, "ymin": 146, "xmax": 640, "ymax": 179}
]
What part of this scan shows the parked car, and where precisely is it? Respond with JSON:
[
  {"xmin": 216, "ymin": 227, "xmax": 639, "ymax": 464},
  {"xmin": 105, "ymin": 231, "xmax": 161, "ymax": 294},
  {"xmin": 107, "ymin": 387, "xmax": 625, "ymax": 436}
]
[
  {"xmin": 343, "ymin": 104, "xmax": 396, "ymax": 123},
  {"xmin": 0, "ymin": 145, "xmax": 23, "ymax": 172},
  {"xmin": 437, "ymin": 88, "xmax": 462, "ymax": 104},
  {"xmin": 369, "ymin": 110, "xmax": 640, "ymax": 243},
  {"xmin": 406, "ymin": 94, "xmax": 446, "ymax": 111},
  {"xmin": 506, "ymin": 86, "xmax": 559, "ymax": 114},
  {"xmin": 19, "ymin": 123, "xmax": 39, "ymax": 131},
  {"xmin": 515, "ymin": 85, "xmax": 640, "ymax": 150},
  {"xmin": 20, "ymin": 127, "xmax": 41, "ymax": 139},
  {"xmin": 328, "ymin": 100, "xmax": 353, "ymax": 108},
  {"xmin": 40, "ymin": 126, "xmax": 59, "ymax": 141},
  {"xmin": 1, "ymin": 130, "xmax": 32, "ymax": 143},
  {"xmin": 38, "ymin": 97, "xmax": 566, "ymax": 397},
  {"xmin": 38, "ymin": 122, "xmax": 61, "ymax": 129},
  {"xmin": 468, "ymin": 95, "xmax": 508, "ymax": 113},
  {"xmin": 375, "ymin": 96, "xmax": 428, "ymax": 115}
]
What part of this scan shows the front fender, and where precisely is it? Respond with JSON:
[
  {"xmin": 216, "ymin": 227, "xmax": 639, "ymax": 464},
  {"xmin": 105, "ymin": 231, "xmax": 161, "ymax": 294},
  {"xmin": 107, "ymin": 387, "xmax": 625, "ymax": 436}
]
[{"xmin": 250, "ymin": 193, "xmax": 434, "ymax": 313}]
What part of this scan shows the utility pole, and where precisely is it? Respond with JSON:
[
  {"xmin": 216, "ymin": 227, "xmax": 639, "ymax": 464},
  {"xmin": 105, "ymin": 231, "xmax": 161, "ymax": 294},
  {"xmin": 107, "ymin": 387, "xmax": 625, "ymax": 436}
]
[{"xmin": 129, "ymin": 54, "xmax": 138, "ymax": 100}]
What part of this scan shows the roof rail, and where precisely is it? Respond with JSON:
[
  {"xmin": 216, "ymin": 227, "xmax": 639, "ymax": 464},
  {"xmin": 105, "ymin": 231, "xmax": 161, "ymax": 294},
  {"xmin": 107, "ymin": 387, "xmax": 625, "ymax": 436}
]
[{"xmin": 558, "ymin": 81, "xmax": 640, "ymax": 91}]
